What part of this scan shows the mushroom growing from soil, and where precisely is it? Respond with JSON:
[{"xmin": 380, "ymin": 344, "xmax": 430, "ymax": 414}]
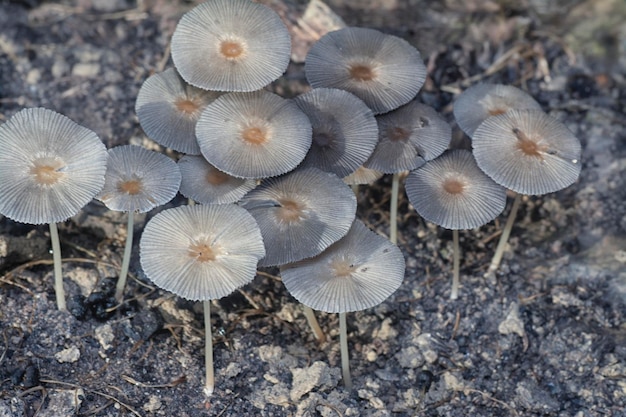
[
  {"xmin": 280, "ymin": 219, "xmax": 405, "ymax": 389},
  {"xmin": 305, "ymin": 26, "xmax": 427, "ymax": 114},
  {"xmin": 171, "ymin": 0, "xmax": 291, "ymax": 92},
  {"xmin": 196, "ymin": 90, "xmax": 312, "ymax": 179},
  {"xmin": 0, "ymin": 108, "xmax": 107, "ymax": 311},
  {"xmin": 405, "ymin": 149, "xmax": 506, "ymax": 299},
  {"xmin": 471, "ymin": 109, "xmax": 582, "ymax": 277},
  {"xmin": 135, "ymin": 68, "xmax": 223, "ymax": 155},
  {"xmin": 139, "ymin": 204, "xmax": 265, "ymax": 397},
  {"xmin": 97, "ymin": 145, "xmax": 181, "ymax": 302}
]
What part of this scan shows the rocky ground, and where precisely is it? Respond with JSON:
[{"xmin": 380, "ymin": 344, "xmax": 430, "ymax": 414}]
[{"xmin": 1, "ymin": 0, "xmax": 625, "ymax": 416}]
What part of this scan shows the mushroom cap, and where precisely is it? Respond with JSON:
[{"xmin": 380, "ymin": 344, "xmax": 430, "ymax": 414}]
[
  {"xmin": 305, "ymin": 27, "xmax": 427, "ymax": 114},
  {"xmin": 343, "ymin": 165, "xmax": 384, "ymax": 186},
  {"xmin": 453, "ymin": 83, "xmax": 542, "ymax": 137},
  {"xmin": 280, "ymin": 219, "xmax": 405, "ymax": 313},
  {"xmin": 171, "ymin": 0, "xmax": 291, "ymax": 92},
  {"xmin": 135, "ymin": 68, "xmax": 223, "ymax": 155},
  {"xmin": 178, "ymin": 155, "xmax": 257, "ymax": 205},
  {"xmin": 96, "ymin": 145, "xmax": 181, "ymax": 213},
  {"xmin": 365, "ymin": 101, "xmax": 451, "ymax": 174},
  {"xmin": 405, "ymin": 149, "xmax": 507, "ymax": 230},
  {"xmin": 472, "ymin": 109, "xmax": 582, "ymax": 195},
  {"xmin": 139, "ymin": 204, "xmax": 265, "ymax": 301},
  {"xmin": 293, "ymin": 88, "xmax": 378, "ymax": 177},
  {"xmin": 196, "ymin": 90, "xmax": 312, "ymax": 179},
  {"xmin": 239, "ymin": 167, "xmax": 357, "ymax": 267},
  {"xmin": 0, "ymin": 107, "xmax": 107, "ymax": 225}
]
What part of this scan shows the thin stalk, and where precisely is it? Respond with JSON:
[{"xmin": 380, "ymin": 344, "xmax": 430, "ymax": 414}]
[
  {"xmin": 203, "ymin": 300, "xmax": 215, "ymax": 397},
  {"xmin": 389, "ymin": 173, "xmax": 400, "ymax": 245},
  {"xmin": 302, "ymin": 305, "xmax": 326, "ymax": 343},
  {"xmin": 451, "ymin": 229, "xmax": 460, "ymax": 300},
  {"xmin": 339, "ymin": 312, "xmax": 352, "ymax": 390},
  {"xmin": 114, "ymin": 211, "xmax": 134, "ymax": 302},
  {"xmin": 486, "ymin": 193, "xmax": 522, "ymax": 277},
  {"xmin": 49, "ymin": 222, "xmax": 66, "ymax": 311}
]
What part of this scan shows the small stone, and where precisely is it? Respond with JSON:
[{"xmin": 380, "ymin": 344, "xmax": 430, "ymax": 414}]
[
  {"xmin": 395, "ymin": 346, "xmax": 424, "ymax": 368},
  {"xmin": 290, "ymin": 361, "xmax": 339, "ymax": 402},
  {"xmin": 54, "ymin": 346, "xmax": 80, "ymax": 363},
  {"xmin": 72, "ymin": 63, "xmax": 100, "ymax": 78},
  {"xmin": 416, "ymin": 333, "xmax": 438, "ymax": 364},
  {"xmin": 26, "ymin": 69, "xmax": 41, "ymax": 85},
  {"xmin": 498, "ymin": 302, "xmax": 525, "ymax": 338},
  {"xmin": 142, "ymin": 396, "xmax": 161, "ymax": 413},
  {"xmin": 94, "ymin": 323, "xmax": 115, "ymax": 351},
  {"xmin": 37, "ymin": 389, "xmax": 84, "ymax": 417},
  {"xmin": 374, "ymin": 317, "xmax": 397, "ymax": 340}
]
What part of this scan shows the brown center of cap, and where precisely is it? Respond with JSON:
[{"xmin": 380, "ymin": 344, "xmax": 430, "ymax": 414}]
[
  {"xmin": 313, "ymin": 131, "xmax": 333, "ymax": 148},
  {"xmin": 330, "ymin": 257, "xmax": 357, "ymax": 278},
  {"xmin": 174, "ymin": 97, "xmax": 201, "ymax": 116},
  {"xmin": 188, "ymin": 240, "xmax": 220, "ymax": 263},
  {"xmin": 488, "ymin": 107, "xmax": 507, "ymax": 116},
  {"xmin": 387, "ymin": 127, "xmax": 410, "ymax": 142},
  {"xmin": 277, "ymin": 198, "xmax": 306, "ymax": 223},
  {"xmin": 118, "ymin": 179, "xmax": 143, "ymax": 195},
  {"xmin": 220, "ymin": 40, "xmax": 245, "ymax": 60},
  {"xmin": 443, "ymin": 178, "xmax": 465, "ymax": 195},
  {"xmin": 241, "ymin": 126, "xmax": 268, "ymax": 145},
  {"xmin": 30, "ymin": 158, "xmax": 66, "ymax": 186},
  {"xmin": 349, "ymin": 64, "xmax": 376, "ymax": 82},
  {"xmin": 513, "ymin": 127, "xmax": 544, "ymax": 158}
]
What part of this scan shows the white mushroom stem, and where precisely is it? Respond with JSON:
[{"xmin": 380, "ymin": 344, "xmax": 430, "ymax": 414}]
[
  {"xmin": 49, "ymin": 222, "xmax": 66, "ymax": 311},
  {"xmin": 339, "ymin": 312, "xmax": 352, "ymax": 390},
  {"xmin": 486, "ymin": 192, "xmax": 522, "ymax": 278},
  {"xmin": 203, "ymin": 300, "xmax": 215, "ymax": 397},
  {"xmin": 115, "ymin": 212, "xmax": 135, "ymax": 302},
  {"xmin": 302, "ymin": 305, "xmax": 326, "ymax": 343},
  {"xmin": 451, "ymin": 229, "xmax": 460, "ymax": 300},
  {"xmin": 389, "ymin": 172, "xmax": 400, "ymax": 245}
]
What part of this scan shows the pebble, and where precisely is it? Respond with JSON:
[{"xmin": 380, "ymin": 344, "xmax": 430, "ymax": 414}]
[
  {"xmin": 37, "ymin": 389, "xmax": 84, "ymax": 417},
  {"xmin": 54, "ymin": 346, "xmax": 80, "ymax": 363},
  {"xmin": 94, "ymin": 323, "xmax": 115, "ymax": 351},
  {"xmin": 290, "ymin": 361, "xmax": 339, "ymax": 402}
]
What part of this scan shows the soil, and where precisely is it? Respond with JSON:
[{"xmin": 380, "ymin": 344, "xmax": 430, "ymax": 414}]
[{"xmin": 1, "ymin": 0, "xmax": 625, "ymax": 416}]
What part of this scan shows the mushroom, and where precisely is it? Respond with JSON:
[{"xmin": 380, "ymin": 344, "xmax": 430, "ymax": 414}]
[
  {"xmin": 171, "ymin": 0, "xmax": 291, "ymax": 92},
  {"xmin": 135, "ymin": 68, "xmax": 223, "ymax": 155},
  {"xmin": 196, "ymin": 90, "xmax": 312, "ymax": 179},
  {"xmin": 97, "ymin": 145, "xmax": 181, "ymax": 302},
  {"xmin": 405, "ymin": 149, "xmax": 506, "ymax": 299},
  {"xmin": 0, "ymin": 108, "xmax": 107, "ymax": 310},
  {"xmin": 471, "ymin": 109, "xmax": 582, "ymax": 277},
  {"xmin": 280, "ymin": 219, "xmax": 405, "ymax": 388},
  {"xmin": 140, "ymin": 204, "xmax": 265, "ymax": 396},
  {"xmin": 305, "ymin": 27, "xmax": 427, "ymax": 114}
]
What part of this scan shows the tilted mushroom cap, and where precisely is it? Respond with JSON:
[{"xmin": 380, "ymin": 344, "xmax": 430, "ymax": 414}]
[
  {"xmin": 196, "ymin": 90, "xmax": 312, "ymax": 179},
  {"xmin": 405, "ymin": 149, "xmax": 507, "ymax": 230},
  {"xmin": 293, "ymin": 88, "xmax": 378, "ymax": 177},
  {"xmin": 135, "ymin": 68, "xmax": 222, "ymax": 155},
  {"xmin": 280, "ymin": 219, "xmax": 405, "ymax": 313},
  {"xmin": 0, "ymin": 108, "xmax": 107, "ymax": 225},
  {"xmin": 343, "ymin": 165, "xmax": 383, "ymax": 186},
  {"xmin": 178, "ymin": 155, "xmax": 257, "ymax": 205},
  {"xmin": 239, "ymin": 167, "xmax": 357, "ymax": 267},
  {"xmin": 171, "ymin": 0, "xmax": 291, "ymax": 92},
  {"xmin": 472, "ymin": 109, "xmax": 582, "ymax": 195},
  {"xmin": 305, "ymin": 27, "xmax": 427, "ymax": 114},
  {"xmin": 365, "ymin": 101, "xmax": 451, "ymax": 174},
  {"xmin": 140, "ymin": 204, "xmax": 265, "ymax": 301},
  {"xmin": 97, "ymin": 145, "xmax": 181, "ymax": 213},
  {"xmin": 453, "ymin": 83, "xmax": 542, "ymax": 137}
]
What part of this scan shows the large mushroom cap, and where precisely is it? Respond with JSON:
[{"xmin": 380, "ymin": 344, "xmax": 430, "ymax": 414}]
[
  {"xmin": 239, "ymin": 167, "xmax": 357, "ymax": 267},
  {"xmin": 140, "ymin": 204, "xmax": 265, "ymax": 301},
  {"xmin": 97, "ymin": 145, "xmax": 181, "ymax": 213},
  {"xmin": 472, "ymin": 109, "xmax": 582, "ymax": 195},
  {"xmin": 405, "ymin": 149, "xmax": 507, "ymax": 230},
  {"xmin": 293, "ymin": 88, "xmax": 378, "ymax": 177},
  {"xmin": 453, "ymin": 83, "xmax": 542, "ymax": 137},
  {"xmin": 196, "ymin": 90, "xmax": 312, "ymax": 179},
  {"xmin": 305, "ymin": 27, "xmax": 427, "ymax": 114},
  {"xmin": 135, "ymin": 68, "xmax": 222, "ymax": 155},
  {"xmin": 280, "ymin": 219, "xmax": 405, "ymax": 313},
  {"xmin": 171, "ymin": 0, "xmax": 291, "ymax": 92},
  {"xmin": 0, "ymin": 108, "xmax": 107, "ymax": 225},
  {"xmin": 365, "ymin": 101, "xmax": 451, "ymax": 174}
]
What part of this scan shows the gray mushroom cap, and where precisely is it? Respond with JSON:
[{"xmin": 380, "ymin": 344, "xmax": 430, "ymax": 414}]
[
  {"xmin": 0, "ymin": 108, "xmax": 107, "ymax": 225},
  {"xmin": 239, "ymin": 167, "xmax": 357, "ymax": 267},
  {"xmin": 453, "ymin": 83, "xmax": 542, "ymax": 137},
  {"xmin": 472, "ymin": 109, "xmax": 582, "ymax": 195},
  {"xmin": 365, "ymin": 101, "xmax": 451, "ymax": 174},
  {"xmin": 405, "ymin": 149, "xmax": 507, "ymax": 230},
  {"xmin": 305, "ymin": 27, "xmax": 427, "ymax": 114},
  {"xmin": 140, "ymin": 204, "xmax": 265, "ymax": 301},
  {"xmin": 97, "ymin": 145, "xmax": 181, "ymax": 213},
  {"xmin": 135, "ymin": 68, "xmax": 223, "ymax": 155},
  {"xmin": 171, "ymin": 0, "xmax": 291, "ymax": 92},
  {"xmin": 293, "ymin": 88, "xmax": 378, "ymax": 177},
  {"xmin": 196, "ymin": 90, "xmax": 312, "ymax": 179},
  {"xmin": 280, "ymin": 219, "xmax": 405, "ymax": 313},
  {"xmin": 343, "ymin": 165, "xmax": 384, "ymax": 186}
]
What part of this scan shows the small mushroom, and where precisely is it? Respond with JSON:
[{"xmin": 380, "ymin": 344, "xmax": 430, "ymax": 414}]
[
  {"xmin": 171, "ymin": 0, "xmax": 291, "ymax": 92},
  {"xmin": 0, "ymin": 108, "xmax": 107, "ymax": 311},
  {"xmin": 97, "ymin": 145, "xmax": 181, "ymax": 302},
  {"xmin": 305, "ymin": 27, "xmax": 427, "ymax": 114},
  {"xmin": 140, "ymin": 204, "xmax": 265, "ymax": 396}
]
